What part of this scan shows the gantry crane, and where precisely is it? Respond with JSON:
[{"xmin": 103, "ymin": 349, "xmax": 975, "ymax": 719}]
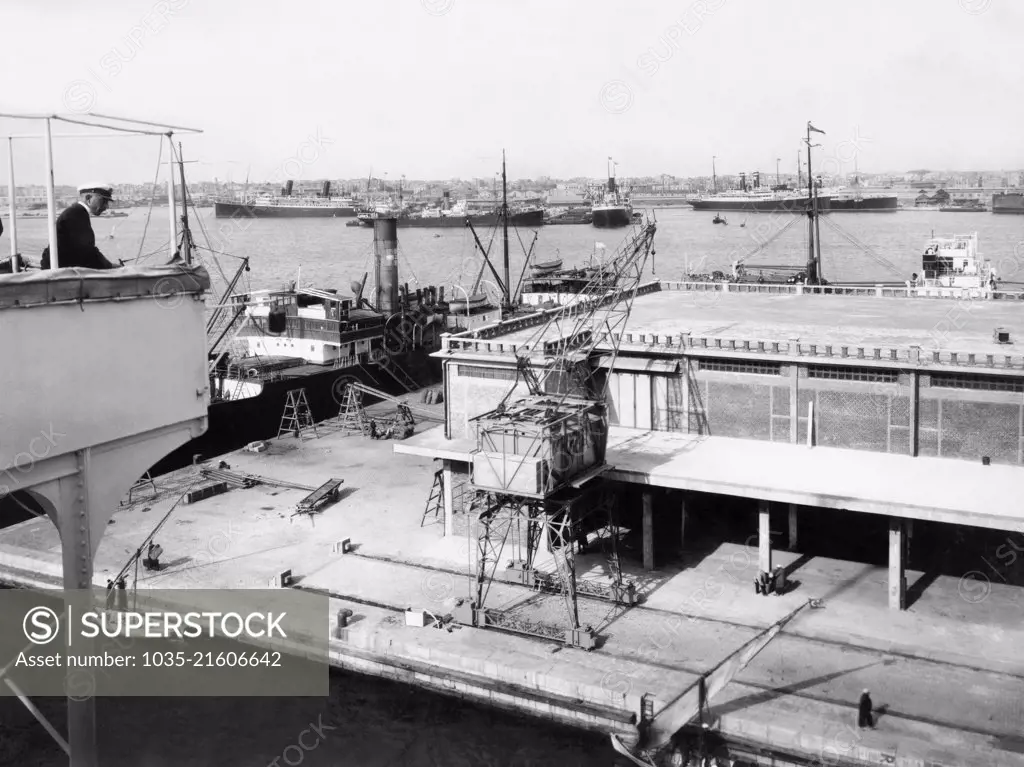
[{"xmin": 452, "ymin": 216, "xmax": 658, "ymax": 649}]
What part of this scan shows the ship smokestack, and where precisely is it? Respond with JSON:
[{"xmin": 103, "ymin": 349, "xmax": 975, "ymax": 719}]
[
  {"xmin": 739, "ymin": 172, "xmax": 746, "ymax": 192},
  {"xmin": 322, "ymin": 180, "xmax": 331, "ymax": 198},
  {"xmin": 753, "ymin": 171, "xmax": 760, "ymax": 189},
  {"xmin": 608, "ymin": 177, "xmax": 617, "ymax": 195},
  {"xmin": 283, "ymin": 180, "xmax": 294, "ymax": 197},
  {"xmin": 373, "ymin": 217, "xmax": 399, "ymax": 314}
]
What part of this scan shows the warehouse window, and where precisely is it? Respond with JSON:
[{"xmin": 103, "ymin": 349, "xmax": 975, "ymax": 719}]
[
  {"xmin": 457, "ymin": 365, "xmax": 517, "ymax": 381},
  {"xmin": 807, "ymin": 365, "xmax": 897, "ymax": 383},
  {"xmin": 698, "ymin": 359, "xmax": 782, "ymax": 375},
  {"xmin": 930, "ymin": 373, "xmax": 1024, "ymax": 393}
]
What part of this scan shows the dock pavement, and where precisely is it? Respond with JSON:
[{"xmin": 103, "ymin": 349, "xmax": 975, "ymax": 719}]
[{"xmin": 1, "ymin": 408, "xmax": 1022, "ymax": 767}]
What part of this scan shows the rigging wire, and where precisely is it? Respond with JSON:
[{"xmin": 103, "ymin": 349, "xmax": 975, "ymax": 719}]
[
  {"xmin": 820, "ymin": 215, "xmax": 904, "ymax": 278},
  {"xmin": 134, "ymin": 138, "xmax": 164, "ymax": 263}
]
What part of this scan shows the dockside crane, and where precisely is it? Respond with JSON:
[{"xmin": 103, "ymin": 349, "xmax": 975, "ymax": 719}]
[{"xmin": 452, "ymin": 217, "xmax": 658, "ymax": 649}]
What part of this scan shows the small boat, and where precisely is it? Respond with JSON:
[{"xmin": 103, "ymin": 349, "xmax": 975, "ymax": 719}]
[
  {"xmin": 345, "ymin": 219, "xmax": 362, "ymax": 227},
  {"xmin": 713, "ymin": 214, "xmax": 728, "ymax": 225},
  {"xmin": 447, "ymin": 292, "xmax": 490, "ymax": 311},
  {"xmin": 530, "ymin": 257, "xmax": 563, "ymax": 274}
]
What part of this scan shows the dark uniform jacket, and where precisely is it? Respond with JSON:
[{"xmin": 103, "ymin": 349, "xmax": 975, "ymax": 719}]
[{"xmin": 40, "ymin": 203, "xmax": 118, "ymax": 270}]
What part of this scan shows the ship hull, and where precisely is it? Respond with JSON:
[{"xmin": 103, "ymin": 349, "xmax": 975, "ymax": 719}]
[
  {"xmin": 148, "ymin": 350, "xmax": 441, "ymax": 476},
  {"xmin": 992, "ymin": 194, "xmax": 1024, "ymax": 214},
  {"xmin": 214, "ymin": 201, "xmax": 358, "ymax": 218},
  {"xmin": 592, "ymin": 206, "xmax": 633, "ymax": 228},
  {"xmin": 362, "ymin": 210, "xmax": 546, "ymax": 228},
  {"xmin": 688, "ymin": 196, "xmax": 898, "ymax": 212}
]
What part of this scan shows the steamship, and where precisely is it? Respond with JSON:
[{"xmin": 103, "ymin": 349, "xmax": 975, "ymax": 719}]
[
  {"xmin": 688, "ymin": 172, "xmax": 897, "ymax": 212},
  {"xmin": 592, "ymin": 176, "xmax": 633, "ymax": 228},
  {"xmin": 148, "ymin": 217, "xmax": 446, "ymax": 475},
  {"xmin": 214, "ymin": 180, "xmax": 358, "ymax": 218},
  {"xmin": 358, "ymin": 195, "xmax": 545, "ymax": 228}
]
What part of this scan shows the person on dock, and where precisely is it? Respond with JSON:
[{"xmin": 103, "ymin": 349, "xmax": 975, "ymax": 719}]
[
  {"xmin": 858, "ymin": 689, "xmax": 874, "ymax": 728},
  {"xmin": 143, "ymin": 541, "xmax": 163, "ymax": 571},
  {"xmin": 40, "ymin": 183, "xmax": 121, "ymax": 270},
  {"xmin": 115, "ymin": 576, "xmax": 128, "ymax": 612}
]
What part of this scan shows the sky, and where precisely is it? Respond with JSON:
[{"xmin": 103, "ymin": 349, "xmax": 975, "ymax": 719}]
[{"xmin": 1, "ymin": 0, "xmax": 1021, "ymax": 185}]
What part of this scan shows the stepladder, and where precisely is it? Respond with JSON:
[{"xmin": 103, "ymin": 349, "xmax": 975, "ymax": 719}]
[{"xmin": 278, "ymin": 388, "xmax": 318, "ymax": 439}]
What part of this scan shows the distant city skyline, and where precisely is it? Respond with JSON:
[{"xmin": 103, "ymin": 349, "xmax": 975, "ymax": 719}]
[{"xmin": 2, "ymin": 0, "xmax": 1021, "ymax": 186}]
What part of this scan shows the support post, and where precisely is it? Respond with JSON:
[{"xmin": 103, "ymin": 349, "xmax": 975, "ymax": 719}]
[
  {"xmin": 7, "ymin": 137, "xmax": 19, "ymax": 269},
  {"xmin": 788, "ymin": 504, "xmax": 798, "ymax": 551},
  {"xmin": 43, "ymin": 118, "xmax": 58, "ymax": 269},
  {"xmin": 758, "ymin": 500, "xmax": 772, "ymax": 574},
  {"xmin": 63, "ymin": 449, "xmax": 97, "ymax": 767},
  {"xmin": 908, "ymin": 369, "xmax": 919, "ymax": 457},
  {"xmin": 442, "ymin": 460, "xmax": 454, "ymax": 538},
  {"xmin": 680, "ymin": 494, "xmax": 687, "ymax": 554},
  {"xmin": 888, "ymin": 518, "xmax": 906, "ymax": 610},
  {"xmin": 166, "ymin": 133, "xmax": 177, "ymax": 259},
  {"xmin": 642, "ymin": 490, "xmax": 654, "ymax": 571}
]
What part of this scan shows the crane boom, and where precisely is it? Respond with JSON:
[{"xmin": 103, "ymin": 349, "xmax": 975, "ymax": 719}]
[{"xmin": 499, "ymin": 217, "xmax": 656, "ymax": 408}]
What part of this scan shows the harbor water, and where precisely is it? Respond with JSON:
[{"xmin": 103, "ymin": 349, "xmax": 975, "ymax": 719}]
[{"xmin": 10, "ymin": 206, "xmax": 1024, "ymax": 298}]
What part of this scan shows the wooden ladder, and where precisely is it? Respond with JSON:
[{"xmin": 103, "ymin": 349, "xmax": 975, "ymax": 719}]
[
  {"xmin": 278, "ymin": 388, "xmax": 318, "ymax": 439},
  {"xmin": 336, "ymin": 384, "xmax": 369, "ymax": 435},
  {"xmin": 421, "ymin": 468, "xmax": 445, "ymax": 527}
]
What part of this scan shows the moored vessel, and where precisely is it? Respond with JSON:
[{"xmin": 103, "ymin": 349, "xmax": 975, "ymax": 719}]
[
  {"xmin": 150, "ymin": 216, "xmax": 446, "ymax": 475},
  {"xmin": 592, "ymin": 161, "xmax": 633, "ymax": 228},
  {"xmin": 214, "ymin": 180, "xmax": 358, "ymax": 218},
  {"xmin": 992, "ymin": 191, "xmax": 1024, "ymax": 214}
]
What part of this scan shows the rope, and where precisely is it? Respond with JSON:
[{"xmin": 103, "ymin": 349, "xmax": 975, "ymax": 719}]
[
  {"xmin": 134, "ymin": 139, "xmax": 164, "ymax": 262},
  {"xmin": 735, "ymin": 215, "xmax": 801, "ymax": 266},
  {"xmin": 821, "ymin": 215, "xmax": 903, "ymax": 277}
]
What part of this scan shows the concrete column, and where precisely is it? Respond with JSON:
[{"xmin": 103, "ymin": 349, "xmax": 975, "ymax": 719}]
[
  {"xmin": 643, "ymin": 490, "xmax": 655, "ymax": 571},
  {"xmin": 442, "ymin": 459, "xmax": 454, "ymax": 538},
  {"xmin": 908, "ymin": 370, "xmax": 919, "ymax": 457},
  {"xmin": 789, "ymin": 363, "xmax": 799, "ymax": 444},
  {"xmin": 680, "ymin": 494, "xmax": 688, "ymax": 553},
  {"xmin": 758, "ymin": 500, "xmax": 772, "ymax": 573},
  {"xmin": 788, "ymin": 504, "xmax": 798, "ymax": 550},
  {"xmin": 888, "ymin": 518, "xmax": 907, "ymax": 610}
]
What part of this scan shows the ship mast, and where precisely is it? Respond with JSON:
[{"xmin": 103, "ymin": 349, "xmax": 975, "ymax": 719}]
[
  {"xmin": 176, "ymin": 142, "xmax": 192, "ymax": 264},
  {"xmin": 501, "ymin": 149, "xmax": 511, "ymax": 311},
  {"xmin": 805, "ymin": 121, "xmax": 825, "ymax": 285},
  {"xmin": 712, "ymin": 155, "xmax": 717, "ymax": 193}
]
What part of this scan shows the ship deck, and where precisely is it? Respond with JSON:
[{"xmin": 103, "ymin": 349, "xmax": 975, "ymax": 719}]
[{"xmin": 2, "ymin": 414, "xmax": 1023, "ymax": 766}]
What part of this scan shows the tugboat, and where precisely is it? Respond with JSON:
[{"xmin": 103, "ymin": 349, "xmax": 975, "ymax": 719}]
[{"xmin": 712, "ymin": 214, "xmax": 727, "ymax": 225}]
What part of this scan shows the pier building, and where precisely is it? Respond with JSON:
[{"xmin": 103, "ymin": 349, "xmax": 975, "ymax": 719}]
[{"xmin": 398, "ymin": 282, "xmax": 1024, "ymax": 611}]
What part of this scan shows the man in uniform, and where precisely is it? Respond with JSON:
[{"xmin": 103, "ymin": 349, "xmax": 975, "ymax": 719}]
[{"xmin": 40, "ymin": 183, "xmax": 121, "ymax": 270}]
